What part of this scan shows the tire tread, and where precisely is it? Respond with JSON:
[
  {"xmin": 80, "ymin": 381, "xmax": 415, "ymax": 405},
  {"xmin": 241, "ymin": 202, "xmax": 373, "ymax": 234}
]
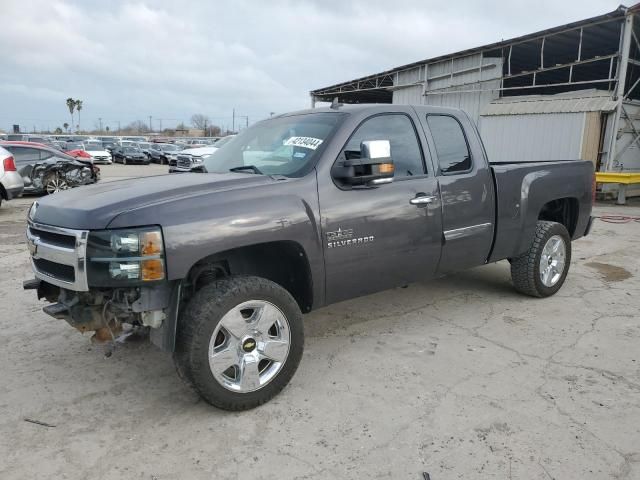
[
  {"xmin": 510, "ymin": 220, "xmax": 570, "ymax": 298},
  {"xmin": 173, "ymin": 275, "xmax": 303, "ymax": 411}
]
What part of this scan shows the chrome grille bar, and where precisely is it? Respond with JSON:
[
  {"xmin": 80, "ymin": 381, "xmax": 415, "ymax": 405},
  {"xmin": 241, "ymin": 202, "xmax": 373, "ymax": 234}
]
[{"xmin": 26, "ymin": 221, "xmax": 90, "ymax": 291}]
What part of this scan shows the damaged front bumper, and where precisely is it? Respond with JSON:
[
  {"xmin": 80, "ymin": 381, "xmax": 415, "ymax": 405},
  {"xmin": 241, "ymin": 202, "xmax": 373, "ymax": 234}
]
[{"xmin": 23, "ymin": 278, "xmax": 182, "ymax": 351}]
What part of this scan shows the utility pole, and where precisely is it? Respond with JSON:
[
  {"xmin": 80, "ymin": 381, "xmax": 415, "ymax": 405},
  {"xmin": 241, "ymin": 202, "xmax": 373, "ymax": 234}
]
[
  {"xmin": 159, "ymin": 119, "xmax": 163, "ymax": 132},
  {"xmin": 232, "ymin": 108, "xmax": 235, "ymax": 133},
  {"xmin": 204, "ymin": 119, "xmax": 208, "ymax": 137},
  {"xmin": 117, "ymin": 121, "xmax": 121, "ymax": 134},
  {"xmin": 98, "ymin": 117, "xmax": 103, "ymax": 132},
  {"xmin": 149, "ymin": 116, "xmax": 153, "ymax": 133}
]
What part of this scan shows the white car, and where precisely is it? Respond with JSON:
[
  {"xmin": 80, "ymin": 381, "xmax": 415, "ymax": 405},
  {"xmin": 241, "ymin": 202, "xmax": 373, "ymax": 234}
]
[
  {"xmin": 84, "ymin": 142, "xmax": 112, "ymax": 164},
  {"xmin": 0, "ymin": 145, "xmax": 24, "ymax": 207},
  {"xmin": 169, "ymin": 146, "xmax": 219, "ymax": 173}
]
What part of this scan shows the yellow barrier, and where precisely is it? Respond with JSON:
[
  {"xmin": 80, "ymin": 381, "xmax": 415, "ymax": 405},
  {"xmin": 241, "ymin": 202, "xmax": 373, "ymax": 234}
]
[{"xmin": 596, "ymin": 172, "xmax": 640, "ymax": 204}]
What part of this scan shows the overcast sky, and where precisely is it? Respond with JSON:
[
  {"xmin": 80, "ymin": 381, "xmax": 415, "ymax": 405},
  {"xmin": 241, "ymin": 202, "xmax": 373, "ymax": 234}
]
[{"xmin": 0, "ymin": 0, "xmax": 624, "ymax": 133}]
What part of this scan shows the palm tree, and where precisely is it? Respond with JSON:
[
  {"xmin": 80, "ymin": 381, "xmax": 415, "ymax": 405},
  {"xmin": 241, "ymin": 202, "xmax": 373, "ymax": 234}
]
[
  {"xmin": 66, "ymin": 98, "xmax": 75, "ymax": 132},
  {"xmin": 75, "ymin": 100, "xmax": 83, "ymax": 132},
  {"xmin": 63, "ymin": 122, "xmax": 69, "ymax": 132}
]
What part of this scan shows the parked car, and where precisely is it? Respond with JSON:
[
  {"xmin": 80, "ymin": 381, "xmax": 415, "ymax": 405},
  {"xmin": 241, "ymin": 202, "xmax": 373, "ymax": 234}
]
[
  {"xmin": 169, "ymin": 146, "xmax": 219, "ymax": 173},
  {"xmin": 148, "ymin": 143, "xmax": 183, "ymax": 165},
  {"xmin": 133, "ymin": 141, "xmax": 152, "ymax": 158},
  {"xmin": 60, "ymin": 142, "xmax": 85, "ymax": 152},
  {"xmin": 112, "ymin": 146, "xmax": 149, "ymax": 165},
  {"xmin": 1, "ymin": 141, "xmax": 98, "ymax": 194},
  {"xmin": 83, "ymin": 141, "xmax": 112, "ymax": 164},
  {"xmin": 22, "ymin": 105, "xmax": 595, "ymax": 410},
  {"xmin": 0, "ymin": 145, "xmax": 24, "ymax": 207},
  {"xmin": 66, "ymin": 149, "xmax": 94, "ymax": 160}
]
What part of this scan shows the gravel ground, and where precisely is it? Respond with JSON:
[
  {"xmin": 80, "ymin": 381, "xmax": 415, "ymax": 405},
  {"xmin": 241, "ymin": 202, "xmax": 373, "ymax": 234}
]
[{"xmin": 1, "ymin": 164, "xmax": 639, "ymax": 479}]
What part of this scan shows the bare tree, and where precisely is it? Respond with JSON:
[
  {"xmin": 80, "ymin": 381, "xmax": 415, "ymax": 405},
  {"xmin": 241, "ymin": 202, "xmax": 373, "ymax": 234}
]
[
  {"xmin": 190, "ymin": 114, "xmax": 210, "ymax": 130},
  {"xmin": 125, "ymin": 120, "xmax": 151, "ymax": 134}
]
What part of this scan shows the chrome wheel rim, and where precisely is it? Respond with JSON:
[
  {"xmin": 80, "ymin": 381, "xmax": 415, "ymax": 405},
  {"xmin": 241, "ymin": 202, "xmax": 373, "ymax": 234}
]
[
  {"xmin": 539, "ymin": 235, "xmax": 566, "ymax": 287},
  {"xmin": 45, "ymin": 177, "xmax": 69, "ymax": 194},
  {"xmin": 208, "ymin": 300, "xmax": 290, "ymax": 393}
]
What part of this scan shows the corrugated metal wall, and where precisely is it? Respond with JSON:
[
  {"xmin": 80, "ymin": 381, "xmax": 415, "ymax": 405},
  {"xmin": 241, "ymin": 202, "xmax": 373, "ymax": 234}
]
[
  {"xmin": 478, "ymin": 113, "xmax": 586, "ymax": 162},
  {"xmin": 392, "ymin": 54, "xmax": 502, "ymax": 122},
  {"xmin": 616, "ymin": 102, "xmax": 640, "ymax": 170}
]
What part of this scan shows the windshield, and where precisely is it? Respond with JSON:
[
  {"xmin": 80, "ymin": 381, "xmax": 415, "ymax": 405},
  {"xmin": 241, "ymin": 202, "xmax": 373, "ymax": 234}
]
[
  {"xmin": 213, "ymin": 136, "xmax": 234, "ymax": 148},
  {"xmin": 123, "ymin": 147, "xmax": 139, "ymax": 153},
  {"xmin": 202, "ymin": 113, "xmax": 343, "ymax": 177},
  {"xmin": 162, "ymin": 144, "xmax": 180, "ymax": 151}
]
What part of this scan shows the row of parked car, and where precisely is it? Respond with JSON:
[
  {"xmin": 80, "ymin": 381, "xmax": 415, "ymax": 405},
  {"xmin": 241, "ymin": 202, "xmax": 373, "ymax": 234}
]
[{"xmin": 0, "ymin": 134, "xmax": 236, "ymax": 207}]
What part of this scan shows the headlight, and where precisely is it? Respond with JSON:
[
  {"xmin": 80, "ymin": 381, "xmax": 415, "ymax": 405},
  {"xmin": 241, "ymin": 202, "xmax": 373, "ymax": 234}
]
[
  {"xmin": 87, "ymin": 226, "xmax": 166, "ymax": 286},
  {"xmin": 191, "ymin": 157, "xmax": 202, "ymax": 163}
]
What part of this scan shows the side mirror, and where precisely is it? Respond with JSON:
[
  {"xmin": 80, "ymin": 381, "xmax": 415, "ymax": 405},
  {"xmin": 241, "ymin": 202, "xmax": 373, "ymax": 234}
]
[{"xmin": 332, "ymin": 140, "xmax": 394, "ymax": 187}]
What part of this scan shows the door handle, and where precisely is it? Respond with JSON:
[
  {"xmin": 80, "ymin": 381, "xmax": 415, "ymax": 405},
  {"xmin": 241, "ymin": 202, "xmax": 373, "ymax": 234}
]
[{"xmin": 410, "ymin": 194, "xmax": 436, "ymax": 206}]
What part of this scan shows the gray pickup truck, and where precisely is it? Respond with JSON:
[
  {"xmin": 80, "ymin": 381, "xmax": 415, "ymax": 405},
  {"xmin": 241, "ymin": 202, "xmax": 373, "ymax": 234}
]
[{"xmin": 23, "ymin": 105, "xmax": 594, "ymax": 410}]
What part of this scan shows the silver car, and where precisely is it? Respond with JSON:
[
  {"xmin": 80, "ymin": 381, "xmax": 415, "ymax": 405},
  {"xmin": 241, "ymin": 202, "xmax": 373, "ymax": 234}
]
[{"xmin": 0, "ymin": 146, "xmax": 24, "ymax": 207}]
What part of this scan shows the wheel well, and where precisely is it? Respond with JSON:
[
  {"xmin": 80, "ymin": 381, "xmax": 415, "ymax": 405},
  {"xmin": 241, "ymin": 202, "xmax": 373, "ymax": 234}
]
[
  {"xmin": 538, "ymin": 197, "xmax": 579, "ymax": 236},
  {"xmin": 185, "ymin": 241, "xmax": 313, "ymax": 312}
]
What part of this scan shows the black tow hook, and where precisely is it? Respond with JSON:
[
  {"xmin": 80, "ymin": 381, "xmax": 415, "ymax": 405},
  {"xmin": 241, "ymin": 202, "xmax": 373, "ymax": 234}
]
[
  {"xmin": 23, "ymin": 279, "xmax": 40, "ymax": 290},
  {"xmin": 42, "ymin": 303, "xmax": 70, "ymax": 320}
]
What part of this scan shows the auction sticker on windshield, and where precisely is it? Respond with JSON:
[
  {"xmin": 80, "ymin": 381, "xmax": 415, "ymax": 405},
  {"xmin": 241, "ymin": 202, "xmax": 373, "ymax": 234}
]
[{"xmin": 284, "ymin": 136, "xmax": 323, "ymax": 150}]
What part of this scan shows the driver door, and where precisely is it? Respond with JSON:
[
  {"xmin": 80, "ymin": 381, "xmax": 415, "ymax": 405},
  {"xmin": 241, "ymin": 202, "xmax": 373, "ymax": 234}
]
[{"xmin": 318, "ymin": 112, "xmax": 443, "ymax": 304}]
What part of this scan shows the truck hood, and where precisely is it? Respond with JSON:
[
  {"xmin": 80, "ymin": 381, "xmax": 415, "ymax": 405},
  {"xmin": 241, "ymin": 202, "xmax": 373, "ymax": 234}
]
[{"xmin": 31, "ymin": 173, "xmax": 275, "ymax": 229}]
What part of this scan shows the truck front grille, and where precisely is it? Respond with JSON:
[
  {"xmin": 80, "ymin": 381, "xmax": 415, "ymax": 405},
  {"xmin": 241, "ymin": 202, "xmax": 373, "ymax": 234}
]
[
  {"xmin": 27, "ymin": 222, "xmax": 89, "ymax": 291},
  {"xmin": 28, "ymin": 226, "xmax": 76, "ymax": 249},
  {"xmin": 176, "ymin": 155, "xmax": 192, "ymax": 169},
  {"xmin": 33, "ymin": 258, "xmax": 75, "ymax": 283}
]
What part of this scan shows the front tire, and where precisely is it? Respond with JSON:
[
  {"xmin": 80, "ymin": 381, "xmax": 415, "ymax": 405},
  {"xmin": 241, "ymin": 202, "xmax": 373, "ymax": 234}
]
[
  {"xmin": 174, "ymin": 276, "xmax": 304, "ymax": 410},
  {"xmin": 510, "ymin": 220, "xmax": 571, "ymax": 297}
]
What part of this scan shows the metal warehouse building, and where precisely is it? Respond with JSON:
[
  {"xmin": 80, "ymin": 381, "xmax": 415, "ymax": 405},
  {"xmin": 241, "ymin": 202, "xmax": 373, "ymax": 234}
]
[{"xmin": 310, "ymin": 4, "xmax": 640, "ymax": 180}]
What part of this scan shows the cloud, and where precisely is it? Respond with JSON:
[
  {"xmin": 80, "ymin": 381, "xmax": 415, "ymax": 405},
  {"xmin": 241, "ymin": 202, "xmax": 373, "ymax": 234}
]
[{"xmin": 0, "ymin": 0, "xmax": 623, "ymax": 132}]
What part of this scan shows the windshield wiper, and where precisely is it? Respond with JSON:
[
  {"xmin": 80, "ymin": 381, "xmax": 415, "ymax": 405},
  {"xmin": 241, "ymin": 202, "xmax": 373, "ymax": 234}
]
[{"xmin": 229, "ymin": 165, "xmax": 263, "ymax": 175}]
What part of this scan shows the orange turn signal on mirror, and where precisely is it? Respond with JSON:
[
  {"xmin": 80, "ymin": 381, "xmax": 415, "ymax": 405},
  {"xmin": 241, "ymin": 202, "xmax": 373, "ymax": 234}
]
[
  {"xmin": 379, "ymin": 163, "xmax": 394, "ymax": 174},
  {"xmin": 141, "ymin": 259, "xmax": 165, "ymax": 281},
  {"xmin": 141, "ymin": 231, "xmax": 163, "ymax": 256}
]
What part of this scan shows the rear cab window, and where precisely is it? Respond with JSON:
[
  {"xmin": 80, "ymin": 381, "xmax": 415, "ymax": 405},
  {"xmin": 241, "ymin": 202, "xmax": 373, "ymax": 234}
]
[{"xmin": 426, "ymin": 115, "xmax": 472, "ymax": 175}]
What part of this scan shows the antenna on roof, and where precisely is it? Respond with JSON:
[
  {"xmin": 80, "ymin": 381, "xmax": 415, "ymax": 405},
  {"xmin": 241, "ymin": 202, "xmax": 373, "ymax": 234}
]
[{"xmin": 330, "ymin": 97, "xmax": 343, "ymax": 110}]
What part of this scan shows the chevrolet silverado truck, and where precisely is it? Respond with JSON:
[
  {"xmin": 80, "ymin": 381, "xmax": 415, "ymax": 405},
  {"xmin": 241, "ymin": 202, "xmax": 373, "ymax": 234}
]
[{"xmin": 23, "ymin": 105, "xmax": 594, "ymax": 410}]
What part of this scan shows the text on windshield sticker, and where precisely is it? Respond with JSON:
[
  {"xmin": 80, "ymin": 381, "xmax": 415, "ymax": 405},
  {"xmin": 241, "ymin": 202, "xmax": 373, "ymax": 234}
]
[{"xmin": 284, "ymin": 136, "xmax": 323, "ymax": 150}]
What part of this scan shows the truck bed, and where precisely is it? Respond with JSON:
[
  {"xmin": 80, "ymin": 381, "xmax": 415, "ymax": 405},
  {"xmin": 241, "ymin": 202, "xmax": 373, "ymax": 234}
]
[{"xmin": 488, "ymin": 159, "xmax": 594, "ymax": 262}]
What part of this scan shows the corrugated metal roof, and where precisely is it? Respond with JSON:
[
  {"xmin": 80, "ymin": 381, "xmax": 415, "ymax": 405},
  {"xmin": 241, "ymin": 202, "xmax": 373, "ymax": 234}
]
[
  {"xmin": 482, "ymin": 90, "xmax": 618, "ymax": 115},
  {"xmin": 311, "ymin": 4, "xmax": 634, "ymax": 97}
]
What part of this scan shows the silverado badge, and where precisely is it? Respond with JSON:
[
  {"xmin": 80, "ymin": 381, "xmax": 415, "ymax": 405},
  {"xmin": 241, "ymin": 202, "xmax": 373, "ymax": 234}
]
[{"xmin": 326, "ymin": 228, "xmax": 374, "ymax": 249}]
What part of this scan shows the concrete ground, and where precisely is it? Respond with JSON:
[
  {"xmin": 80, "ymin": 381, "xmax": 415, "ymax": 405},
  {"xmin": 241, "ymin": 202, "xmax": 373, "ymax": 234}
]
[{"xmin": 1, "ymin": 164, "xmax": 639, "ymax": 479}]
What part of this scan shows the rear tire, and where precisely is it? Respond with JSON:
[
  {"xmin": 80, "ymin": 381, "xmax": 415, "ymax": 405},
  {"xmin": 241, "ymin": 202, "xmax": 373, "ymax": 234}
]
[
  {"xmin": 43, "ymin": 173, "xmax": 69, "ymax": 195},
  {"xmin": 174, "ymin": 276, "xmax": 304, "ymax": 411},
  {"xmin": 510, "ymin": 220, "xmax": 571, "ymax": 297}
]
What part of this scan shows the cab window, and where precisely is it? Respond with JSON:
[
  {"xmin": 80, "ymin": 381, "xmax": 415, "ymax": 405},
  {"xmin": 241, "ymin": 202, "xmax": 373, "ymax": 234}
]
[
  {"xmin": 343, "ymin": 114, "xmax": 425, "ymax": 177},
  {"xmin": 426, "ymin": 115, "xmax": 472, "ymax": 174}
]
